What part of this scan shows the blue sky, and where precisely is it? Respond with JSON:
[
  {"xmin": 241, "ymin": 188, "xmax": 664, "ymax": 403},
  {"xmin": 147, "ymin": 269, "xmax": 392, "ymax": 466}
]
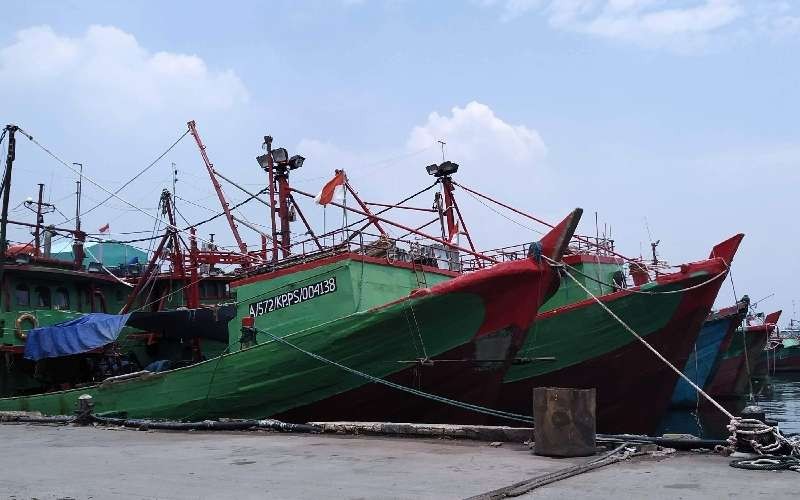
[{"xmin": 1, "ymin": 0, "xmax": 799, "ymax": 321}]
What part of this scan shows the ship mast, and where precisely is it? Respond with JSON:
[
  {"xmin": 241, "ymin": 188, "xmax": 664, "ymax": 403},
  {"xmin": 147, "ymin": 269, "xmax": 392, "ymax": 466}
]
[
  {"xmin": 256, "ymin": 138, "xmax": 313, "ymax": 260},
  {"xmin": 187, "ymin": 120, "xmax": 249, "ymax": 265},
  {"xmin": 0, "ymin": 125, "xmax": 19, "ymax": 302}
]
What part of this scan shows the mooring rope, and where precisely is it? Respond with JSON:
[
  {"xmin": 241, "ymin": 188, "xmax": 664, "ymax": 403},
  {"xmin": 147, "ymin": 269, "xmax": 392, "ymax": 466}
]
[
  {"xmin": 544, "ymin": 256, "xmax": 735, "ymax": 420},
  {"xmin": 254, "ymin": 327, "xmax": 535, "ymax": 424},
  {"xmin": 548, "ymin": 256, "xmax": 800, "ymax": 463}
]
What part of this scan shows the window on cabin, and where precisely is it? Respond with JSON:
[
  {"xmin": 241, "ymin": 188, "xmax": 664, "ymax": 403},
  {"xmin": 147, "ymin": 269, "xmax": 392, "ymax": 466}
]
[
  {"xmin": 35, "ymin": 286, "xmax": 51, "ymax": 309},
  {"xmin": 15, "ymin": 285, "xmax": 30, "ymax": 307},
  {"xmin": 54, "ymin": 288, "xmax": 70, "ymax": 310},
  {"xmin": 92, "ymin": 291, "xmax": 107, "ymax": 313},
  {"xmin": 200, "ymin": 281, "xmax": 222, "ymax": 300}
]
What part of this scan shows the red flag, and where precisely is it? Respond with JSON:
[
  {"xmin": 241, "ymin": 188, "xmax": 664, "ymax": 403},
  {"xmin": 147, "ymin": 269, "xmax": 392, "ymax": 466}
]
[
  {"xmin": 315, "ymin": 170, "xmax": 347, "ymax": 205},
  {"xmin": 98, "ymin": 223, "xmax": 110, "ymax": 233},
  {"xmin": 448, "ymin": 221, "xmax": 459, "ymax": 243}
]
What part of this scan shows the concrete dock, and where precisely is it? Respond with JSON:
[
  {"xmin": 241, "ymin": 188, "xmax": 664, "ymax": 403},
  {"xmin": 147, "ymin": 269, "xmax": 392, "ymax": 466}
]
[{"xmin": 0, "ymin": 423, "xmax": 796, "ymax": 499}]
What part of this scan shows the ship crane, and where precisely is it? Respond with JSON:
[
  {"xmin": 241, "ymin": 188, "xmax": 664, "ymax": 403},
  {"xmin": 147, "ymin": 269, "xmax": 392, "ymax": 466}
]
[{"xmin": 187, "ymin": 120, "xmax": 250, "ymax": 266}]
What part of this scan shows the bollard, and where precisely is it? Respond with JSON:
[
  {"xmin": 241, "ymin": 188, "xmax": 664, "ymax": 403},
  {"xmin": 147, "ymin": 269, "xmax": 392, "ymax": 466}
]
[
  {"xmin": 741, "ymin": 405, "xmax": 765, "ymax": 422},
  {"xmin": 733, "ymin": 405, "xmax": 781, "ymax": 455},
  {"xmin": 74, "ymin": 394, "xmax": 95, "ymax": 425},
  {"xmin": 533, "ymin": 387, "xmax": 596, "ymax": 457}
]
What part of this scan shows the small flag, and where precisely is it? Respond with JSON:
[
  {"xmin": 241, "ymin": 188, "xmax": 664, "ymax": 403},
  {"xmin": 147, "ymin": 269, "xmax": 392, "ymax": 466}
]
[
  {"xmin": 448, "ymin": 221, "xmax": 459, "ymax": 243},
  {"xmin": 98, "ymin": 223, "xmax": 110, "ymax": 233},
  {"xmin": 315, "ymin": 170, "xmax": 347, "ymax": 206}
]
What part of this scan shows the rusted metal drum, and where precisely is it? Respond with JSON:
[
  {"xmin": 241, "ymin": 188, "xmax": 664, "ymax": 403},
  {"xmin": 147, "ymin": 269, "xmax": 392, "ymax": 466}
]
[{"xmin": 533, "ymin": 387, "xmax": 596, "ymax": 457}]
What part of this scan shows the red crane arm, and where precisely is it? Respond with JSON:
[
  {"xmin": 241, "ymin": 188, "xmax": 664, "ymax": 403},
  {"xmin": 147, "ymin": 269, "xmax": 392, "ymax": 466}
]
[{"xmin": 187, "ymin": 120, "xmax": 249, "ymax": 260}]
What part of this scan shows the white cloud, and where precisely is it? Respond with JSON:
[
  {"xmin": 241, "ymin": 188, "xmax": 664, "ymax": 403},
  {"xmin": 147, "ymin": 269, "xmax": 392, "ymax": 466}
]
[
  {"xmin": 753, "ymin": 2, "xmax": 800, "ymax": 38},
  {"xmin": 0, "ymin": 25, "xmax": 248, "ymax": 121},
  {"xmin": 296, "ymin": 102, "xmax": 555, "ymax": 248},
  {"xmin": 481, "ymin": 0, "xmax": 800, "ymax": 51},
  {"xmin": 407, "ymin": 101, "xmax": 547, "ymax": 167}
]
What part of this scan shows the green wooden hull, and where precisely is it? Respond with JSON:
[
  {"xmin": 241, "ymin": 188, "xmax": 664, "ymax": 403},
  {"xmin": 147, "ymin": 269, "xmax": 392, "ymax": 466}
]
[
  {"xmin": 0, "ymin": 252, "xmax": 555, "ymax": 420},
  {"xmin": 499, "ymin": 247, "xmax": 733, "ymax": 434},
  {"xmin": 0, "ymin": 288, "xmax": 484, "ymax": 418}
]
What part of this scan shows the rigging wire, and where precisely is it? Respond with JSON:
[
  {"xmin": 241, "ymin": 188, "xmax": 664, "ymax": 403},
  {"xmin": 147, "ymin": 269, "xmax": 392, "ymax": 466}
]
[
  {"xmin": 60, "ymin": 129, "xmax": 191, "ymax": 224},
  {"xmin": 460, "ymin": 187, "xmax": 544, "ymax": 236},
  {"xmin": 14, "ymin": 126, "xmax": 263, "ymax": 264},
  {"xmin": 290, "ymin": 182, "xmax": 439, "ymax": 249}
]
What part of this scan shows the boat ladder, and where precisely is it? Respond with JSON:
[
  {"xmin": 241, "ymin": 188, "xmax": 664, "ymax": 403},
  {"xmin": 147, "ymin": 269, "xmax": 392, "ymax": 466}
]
[{"xmin": 412, "ymin": 259, "xmax": 428, "ymax": 289}]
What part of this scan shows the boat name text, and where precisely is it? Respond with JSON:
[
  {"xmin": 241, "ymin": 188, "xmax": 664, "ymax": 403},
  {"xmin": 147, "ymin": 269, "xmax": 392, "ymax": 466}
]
[{"xmin": 248, "ymin": 277, "xmax": 337, "ymax": 317}]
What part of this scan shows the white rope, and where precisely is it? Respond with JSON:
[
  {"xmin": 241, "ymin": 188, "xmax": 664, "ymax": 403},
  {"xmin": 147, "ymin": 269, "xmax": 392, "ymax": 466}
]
[
  {"xmin": 545, "ymin": 256, "xmax": 735, "ymax": 420},
  {"xmin": 550, "ymin": 256, "xmax": 800, "ymax": 459},
  {"xmin": 727, "ymin": 418, "xmax": 800, "ymax": 458}
]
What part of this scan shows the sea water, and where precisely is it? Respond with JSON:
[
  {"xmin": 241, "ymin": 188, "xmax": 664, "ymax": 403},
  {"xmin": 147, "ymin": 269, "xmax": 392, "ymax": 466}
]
[
  {"xmin": 658, "ymin": 373, "xmax": 800, "ymax": 438},
  {"xmin": 757, "ymin": 372, "xmax": 800, "ymax": 435}
]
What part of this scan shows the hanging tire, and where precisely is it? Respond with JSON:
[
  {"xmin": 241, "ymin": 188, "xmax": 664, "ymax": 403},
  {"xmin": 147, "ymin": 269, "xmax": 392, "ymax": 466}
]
[{"xmin": 15, "ymin": 313, "xmax": 38, "ymax": 341}]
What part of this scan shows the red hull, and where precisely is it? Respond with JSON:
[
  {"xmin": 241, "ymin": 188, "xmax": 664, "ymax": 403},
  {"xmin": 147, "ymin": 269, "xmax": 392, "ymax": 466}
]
[
  {"xmin": 775, "ymin": 350, "xmax": 800, "ymax": 372},
  {"xmin": 497, "ymin": 267, "xmax": 726, "ymax": 434},
  {"xmin": 276, "ymin": 328, "xmax": 528, "ymax": 425},
  {"xmin": 496, "ymin": 235, "xmax": 741, "ymax": 434},
  {"xmin": 276, "ymin": 210, "xmax": 583, "ymax": 425},
  {"xmin": 707, "ymin": 312, "xmax": 779, "ymax": 398}
]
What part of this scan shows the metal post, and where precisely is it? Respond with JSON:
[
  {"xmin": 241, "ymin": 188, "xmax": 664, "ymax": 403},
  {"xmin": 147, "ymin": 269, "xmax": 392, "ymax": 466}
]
[
  {"xmin": 187, "ymin": 227, "xmax": 200, "ymax": 308},
  {"xmin": 434, "ymin": 191, "xmax": 447, "ymax": 241},
  {"xmin": 34, "ymin": 183, "xmax": 44, "ymax": 255},
  {"xmin": 442, "ymin": 176, "xmax": 477, "ymax": 253},
  {"xmin": 172, "ymin": 162, "xmax": 177, "ymax": 201},
  {"xmin": 0, "ymin": 125, "xmax": 18, "ymax": 308},
  {"xmin": 1, "ymin": 126, "xmax": 17, "ymax": 258},
  {"xmin": 276, "ymin": 171, "xmax": 292, "ymax": 257},
  {"xmin": 262, "ymin": 136, "xmax": 279, "ymax": 262},
  {"xmin": 441, "ymin": 177, "xmax": 457, "ymax": 243},
  {"xmin": 73, "ymin": 163, "xmax": 82, "ymax": 234}
]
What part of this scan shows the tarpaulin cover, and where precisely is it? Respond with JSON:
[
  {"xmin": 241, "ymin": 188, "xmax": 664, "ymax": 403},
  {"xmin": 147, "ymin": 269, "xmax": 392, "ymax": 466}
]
[{"xmin": 24, "ymin": 313, "xmax": 131, "ymax": 361}]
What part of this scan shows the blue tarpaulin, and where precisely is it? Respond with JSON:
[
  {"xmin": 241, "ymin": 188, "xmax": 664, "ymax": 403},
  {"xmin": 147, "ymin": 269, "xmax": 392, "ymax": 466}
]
[{"xmin": 24, "ymin": 313, "xmax": 131, "ymax": 361}]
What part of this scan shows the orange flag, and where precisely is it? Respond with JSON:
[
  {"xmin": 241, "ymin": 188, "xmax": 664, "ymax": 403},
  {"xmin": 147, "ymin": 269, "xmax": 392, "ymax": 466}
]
[{"xmin": 315, "ymin": 170, "xmax": 347, "ymax": 205}]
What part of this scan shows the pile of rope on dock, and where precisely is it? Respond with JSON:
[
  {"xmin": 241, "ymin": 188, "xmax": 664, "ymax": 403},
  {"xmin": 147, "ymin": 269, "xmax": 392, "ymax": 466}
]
[{"xmin": 721, "ymin": 418, "xmax": 800, "ymax": 472}]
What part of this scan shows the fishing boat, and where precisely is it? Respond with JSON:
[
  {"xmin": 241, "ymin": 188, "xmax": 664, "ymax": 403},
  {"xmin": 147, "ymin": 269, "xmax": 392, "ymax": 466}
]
[
  {"xmin": 772, "ymin": 330, "xmax": 800, "ymax": 373},
  {"xmin": 751, "ymin": 311, "xmax": 783, "ymax": 380},
  {"xmin": 0, "ymin": 242, "xmax": 133, "ymax": 395},
  {"xmin": 0, "ymin": 124, "xmax": 246, "ymax": 397},
  {"xmin": 0, "ymin": 127, "xmax": 582, "ymax": 421},
  {"xmin": 353, "ymin": 174, "xmax": 744, "ymax": 433},
  {"xmin": 0, "ymin": 127, "xmax": 134, "ymax": 395},
  {"xmin": 706, "ymin": 309, "xmax": 781, "ymax": 400},
  {"xmin": 670, "ymin": 298, "xmax": 751, "ymax": 408},
  {"xmin": 496, "ymin": 235, "xmax": 743, "ymax": 434},
  {"xmin": 0, "ymin": 209, "xmax": 579, "ymax": 420},
  {"xmin": 764, "ymin": 319, "xmax": 800, "ymax": 373}
]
